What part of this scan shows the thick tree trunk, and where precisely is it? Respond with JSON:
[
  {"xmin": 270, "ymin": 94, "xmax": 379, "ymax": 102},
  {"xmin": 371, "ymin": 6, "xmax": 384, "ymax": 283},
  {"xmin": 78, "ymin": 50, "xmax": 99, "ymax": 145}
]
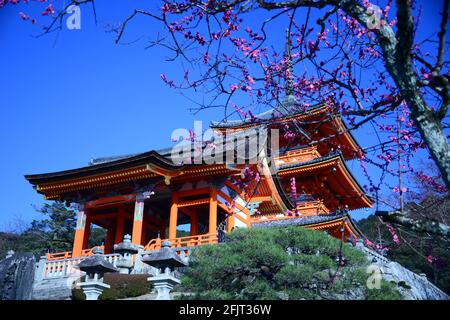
[
  {"xmin": 341, "ymin": 0, "xmax": 450, "ymax": 191},
  {"xmin": 403, "ymin": 96, "xmax": 450, "ymax": 192}
]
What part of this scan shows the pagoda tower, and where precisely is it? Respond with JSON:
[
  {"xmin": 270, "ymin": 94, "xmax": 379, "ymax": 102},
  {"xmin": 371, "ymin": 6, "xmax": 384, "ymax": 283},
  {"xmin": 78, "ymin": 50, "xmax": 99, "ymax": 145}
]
[{"xmin": 25, "ymin": 36, "xmax": 372, "ymax": 271}]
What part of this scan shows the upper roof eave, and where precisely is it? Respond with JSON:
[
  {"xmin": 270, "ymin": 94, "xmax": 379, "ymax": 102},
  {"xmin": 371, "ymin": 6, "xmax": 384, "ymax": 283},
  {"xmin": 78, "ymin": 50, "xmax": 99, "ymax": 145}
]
[{"xmin": 24, "ymin": 150, "xmax": 184, "ymax": 186}]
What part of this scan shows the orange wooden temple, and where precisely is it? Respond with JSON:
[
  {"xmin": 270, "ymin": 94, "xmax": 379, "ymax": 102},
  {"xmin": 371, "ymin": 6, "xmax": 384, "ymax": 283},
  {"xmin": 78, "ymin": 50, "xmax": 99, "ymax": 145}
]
[{"xmin": 25, "ymin": 102, "xmax": 372, "ymax": 260}]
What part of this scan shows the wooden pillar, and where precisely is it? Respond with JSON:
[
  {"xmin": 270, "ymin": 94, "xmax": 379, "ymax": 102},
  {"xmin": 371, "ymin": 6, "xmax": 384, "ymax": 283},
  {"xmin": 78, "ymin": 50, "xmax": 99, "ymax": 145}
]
[
  {"xmin": 114, "ymin": 208, "xmax": 126, "ymax": 244},
  {"xmin": 72, "ymin": 204, "xmax": 87, "ymax": 257},
  {"xmin": 82, "ymin": 213, "xmax": 91, "ymax": 250},
  {"xmin": 105, "ymin": 226, "xmax": 115, "ymax": 254},
  {"xmin": 131, "ymin": 196, "xmax": 145, "ymax": 245},
  {"xmin": 209, "ymin": 186, "xmax": 218, "ymax": 239},
  {"xmin": 190, "ymin": 209, "xmax": 198, "ymax": 236},
  {"xmin": 226, "ymin": 214, "xmax": 235, "ymax": 233},
  {"xmin": 169, "ymin": 193, "xmax": 178, "ymax": 240}
]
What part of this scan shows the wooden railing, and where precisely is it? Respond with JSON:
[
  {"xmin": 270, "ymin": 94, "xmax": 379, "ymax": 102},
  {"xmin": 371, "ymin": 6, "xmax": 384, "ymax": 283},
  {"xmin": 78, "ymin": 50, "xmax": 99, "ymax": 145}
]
[
  {"xmin": 46, "ymin": 246, "xmax": 105, "ymax": 261},
  {"xmin": 295, "ymin": 200, "xmax": 330, "ymax": 215},
  {"xmin": 39, "ymin": 234, "xmax": 217, "ymax": 280},
  {"xmin": 275, "ymin": 147, "xmax": 321, "ymax": 166},
  {"xmin": 144, "ymin": 233, "xmax": 218, "ymax": 253},
  {"xmin": 46, "ymin": 251, "xmax": 72, "ymax": 261}
]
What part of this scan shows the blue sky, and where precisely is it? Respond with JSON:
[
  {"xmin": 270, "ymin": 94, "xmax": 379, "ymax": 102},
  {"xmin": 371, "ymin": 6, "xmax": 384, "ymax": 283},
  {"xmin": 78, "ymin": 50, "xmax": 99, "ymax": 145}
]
[{"xmin": 0, "ymin": 0, "xmax": 444, "ymax": 230}]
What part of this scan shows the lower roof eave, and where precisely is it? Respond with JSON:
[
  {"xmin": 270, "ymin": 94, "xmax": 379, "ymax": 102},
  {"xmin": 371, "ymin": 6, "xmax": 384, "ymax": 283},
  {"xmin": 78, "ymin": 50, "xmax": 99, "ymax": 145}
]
[
  {"xmin": 251, "ymin": 212, "xmax": 346, "ymax": 229},
  {"xmin": 251, "ymin": 212, "xmax": 361, "ymax": 236}
]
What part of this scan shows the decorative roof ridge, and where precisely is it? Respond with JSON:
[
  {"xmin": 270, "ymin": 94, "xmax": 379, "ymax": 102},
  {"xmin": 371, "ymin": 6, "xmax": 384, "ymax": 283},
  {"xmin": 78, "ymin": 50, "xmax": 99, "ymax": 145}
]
[
  {"xmin": 90, "ymin": 126, "xmax": 275, "ymax": 167},
  {"xmin": 89, "ymin": 153, "xmax": 142, "ymax": 166}
]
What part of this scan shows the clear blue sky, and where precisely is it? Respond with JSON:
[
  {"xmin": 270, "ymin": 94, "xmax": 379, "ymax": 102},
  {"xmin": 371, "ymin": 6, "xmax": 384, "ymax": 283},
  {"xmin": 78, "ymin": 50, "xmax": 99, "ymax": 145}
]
[{"xmin": 0, "ymin": 0, "xmax": 443, "ymax": 230}]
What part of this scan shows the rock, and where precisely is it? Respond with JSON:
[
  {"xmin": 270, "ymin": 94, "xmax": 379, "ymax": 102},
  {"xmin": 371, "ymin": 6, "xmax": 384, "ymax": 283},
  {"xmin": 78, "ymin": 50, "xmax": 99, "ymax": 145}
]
[
  {"xmin": 356, "ymin": 243, "xmax": 448, "ymax": 300},
  {"xmin": 0, "ymin": 253, "xmax": 35, "ymax": 300},
  {"xmin": 380, "ymin": 261, "xmax": 448, "ymax": 300},
  {"xmin": 276, "ymin": 292, "xmax": 289, "ymax": 300}
]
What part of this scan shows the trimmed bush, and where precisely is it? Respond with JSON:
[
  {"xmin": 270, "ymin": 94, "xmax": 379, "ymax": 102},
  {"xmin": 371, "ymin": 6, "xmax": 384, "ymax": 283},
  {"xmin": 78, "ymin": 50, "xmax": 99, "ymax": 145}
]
[
  {"xmin": 179, "ymin": 226, "xmax": 402, "ymax": 300},
  {"xmin": 72, "ymin": 274, "xmax": 152, "ymax": 300}
]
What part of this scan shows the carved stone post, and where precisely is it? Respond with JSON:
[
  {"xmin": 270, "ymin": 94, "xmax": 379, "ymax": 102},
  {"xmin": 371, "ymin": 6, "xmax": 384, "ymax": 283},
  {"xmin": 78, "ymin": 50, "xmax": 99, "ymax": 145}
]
[
  {"xmin": 77, "ymin": 247, "xmax": 118, "ymax": 300},
  {"xmin": 142, "ymin": 240, "xmax": 187, "ymax": 300}
]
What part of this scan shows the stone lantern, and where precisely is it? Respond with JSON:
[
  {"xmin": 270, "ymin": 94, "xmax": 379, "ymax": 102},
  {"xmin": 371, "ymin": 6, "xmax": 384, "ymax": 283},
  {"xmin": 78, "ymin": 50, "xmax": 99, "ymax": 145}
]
[
  {"xmin": 77, "ymin": 247, "xmax": 118, "ymax": 300},
  {"xmin": 114, "ymin": 234, "xmax": 142, "ymax": 274},
  {"xmin": 142, "ymin": 240, "xmax": 187, "ymax": 300}
]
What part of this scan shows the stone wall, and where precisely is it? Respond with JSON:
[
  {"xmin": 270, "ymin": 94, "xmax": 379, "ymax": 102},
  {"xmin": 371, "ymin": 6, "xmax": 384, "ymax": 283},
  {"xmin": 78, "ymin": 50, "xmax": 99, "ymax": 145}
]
[{"xmin": 0, "ymin": 253, "xmax": 35, "ymax": 300}]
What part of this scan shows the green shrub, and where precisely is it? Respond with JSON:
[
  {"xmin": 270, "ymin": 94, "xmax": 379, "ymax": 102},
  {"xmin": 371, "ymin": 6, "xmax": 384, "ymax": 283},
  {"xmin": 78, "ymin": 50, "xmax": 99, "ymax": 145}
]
[
  {"xmin": 365, "ymin": 281, "xmax": 403, "ymax": 300},
  {"xmin": 72, "ymin": 274, "xmax": 152, "ymax": 300},
  {"xmin": 180, "ymin": 226, "xmax": 401, "ymax": 300}
]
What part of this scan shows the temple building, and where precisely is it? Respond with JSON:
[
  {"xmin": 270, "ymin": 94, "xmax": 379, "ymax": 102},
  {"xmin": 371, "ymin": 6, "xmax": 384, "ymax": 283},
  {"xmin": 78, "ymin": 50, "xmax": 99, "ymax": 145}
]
[{"xmin": 25, "ymin": 99, "xmax": 372, "ymax": 264}]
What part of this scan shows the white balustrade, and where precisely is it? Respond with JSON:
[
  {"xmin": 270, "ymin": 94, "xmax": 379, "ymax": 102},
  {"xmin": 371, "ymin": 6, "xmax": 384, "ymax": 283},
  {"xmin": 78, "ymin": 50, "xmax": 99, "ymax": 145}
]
[{"xmin": 40, "ymin": 254, "xmax": 121, "ymax": 280}]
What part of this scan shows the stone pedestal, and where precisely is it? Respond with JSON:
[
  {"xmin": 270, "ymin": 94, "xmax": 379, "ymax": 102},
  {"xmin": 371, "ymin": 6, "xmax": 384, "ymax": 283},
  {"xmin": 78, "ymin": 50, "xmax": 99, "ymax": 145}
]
[
  {"xmin": 79, "ymin": 281, "xmax": 111, "ymax": 300},
  {"xmin": 141, "ymin": 240, "xmax": 187, "ymax": 300},
  {"xmin": 148, "ymin": 274, "xmax": 180, "ymax": 300},
  {"xmin": 76, "ymin": 247, "xmax": 118, "ymax": 300}
]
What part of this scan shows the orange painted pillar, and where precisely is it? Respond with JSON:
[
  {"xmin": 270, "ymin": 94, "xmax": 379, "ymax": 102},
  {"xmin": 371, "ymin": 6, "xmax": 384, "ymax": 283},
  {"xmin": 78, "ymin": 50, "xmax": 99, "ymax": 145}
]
[
  {"xmin": 131, "ymin": 197, "xmax": 144, "ymax": 245},
  {"xmin": 209, "ymin": 186, "xmax": 218, "ymax": 241},
  {"xmin": 169, "ymin": 194, "xmax": 178, "ymax": 240},
  {"xmin": 72, "ymin": 204, "xmax": 86, "ymax": 257},
  {"xmin": 82, "ymin": 213, "xmax": 91, "ymax": 249},
  {"xmin": 226, "ymin": 214, "xmax": 235, "ymax": 233},
  {"xmin": 114, "ymin": 208, "xmax": 126, "ymax": 244},
  {"xmin": 190, "ymin": 209, "xmax": 198, "ymax": 236}
]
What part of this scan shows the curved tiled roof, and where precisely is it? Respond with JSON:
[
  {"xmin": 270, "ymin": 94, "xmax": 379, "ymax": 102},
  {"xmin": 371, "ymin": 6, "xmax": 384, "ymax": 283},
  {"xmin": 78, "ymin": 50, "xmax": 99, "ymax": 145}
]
[
  {"xmin": 276, "ymin": 150, "xmax": 373, "ymax": 209},
  {"xmin": 252, "ymin": 211, "xmax": 362, "ymax": 238},
  {"xmin": 252, "ymin": 212, "xmax": 346, "ymax": 228},
  {"xmin": 277, "ymin": 150, "xmax": 342, "ymax": 171},
  {"xmin": 24, "ymin": 150, "xmax": 184, "ymax": 185},
  {"xmin": 210, "ymin": 101, "xmax": 325, "ymax": 129}
]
